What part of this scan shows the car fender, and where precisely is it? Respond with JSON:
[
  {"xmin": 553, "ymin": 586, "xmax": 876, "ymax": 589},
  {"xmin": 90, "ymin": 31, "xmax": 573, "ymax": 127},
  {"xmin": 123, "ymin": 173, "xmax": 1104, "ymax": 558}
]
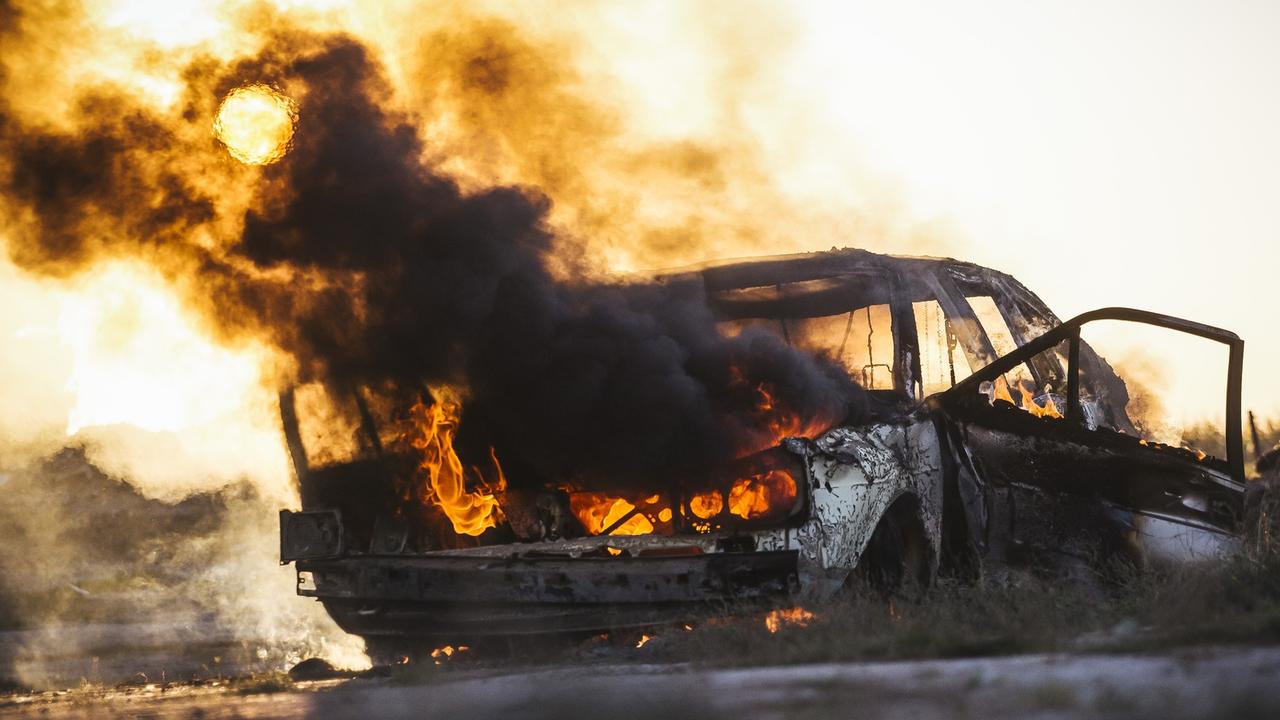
[{"xmin": 756, "ymin": 420, "xmax": 945, "ymax": 596}]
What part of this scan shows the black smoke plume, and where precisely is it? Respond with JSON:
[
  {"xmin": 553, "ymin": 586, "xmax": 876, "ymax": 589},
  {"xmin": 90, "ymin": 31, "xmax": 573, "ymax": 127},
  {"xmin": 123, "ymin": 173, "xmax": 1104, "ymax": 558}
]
[{"xmin": 0, "ymin": 30, "xmax": 863, "ymax": 490}]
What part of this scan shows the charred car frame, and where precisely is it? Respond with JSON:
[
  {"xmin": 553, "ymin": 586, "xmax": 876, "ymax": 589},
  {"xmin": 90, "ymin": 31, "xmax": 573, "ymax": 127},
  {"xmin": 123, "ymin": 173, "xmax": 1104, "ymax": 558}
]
[{"xmin": 279, "ymin": 249, "xmax": 1246, "ymax": 648}]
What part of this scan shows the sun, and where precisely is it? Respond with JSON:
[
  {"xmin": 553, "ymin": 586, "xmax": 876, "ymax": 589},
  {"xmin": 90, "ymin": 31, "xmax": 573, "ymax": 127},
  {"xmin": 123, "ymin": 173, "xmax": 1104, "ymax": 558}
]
[{"xmin": 214, "ymin": 84, "xmax": 297, "ymax": 165}]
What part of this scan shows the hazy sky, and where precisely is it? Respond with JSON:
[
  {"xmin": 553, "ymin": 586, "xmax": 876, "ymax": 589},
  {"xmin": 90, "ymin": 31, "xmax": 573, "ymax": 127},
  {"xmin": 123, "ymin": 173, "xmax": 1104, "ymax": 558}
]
[
  {"xmin": 759, "ymin": 0, "xmax": 1280, "ymax": 423},
  {"xmin": 3, "ymin": 0, "xmax": 1273, "ymax": 460}
]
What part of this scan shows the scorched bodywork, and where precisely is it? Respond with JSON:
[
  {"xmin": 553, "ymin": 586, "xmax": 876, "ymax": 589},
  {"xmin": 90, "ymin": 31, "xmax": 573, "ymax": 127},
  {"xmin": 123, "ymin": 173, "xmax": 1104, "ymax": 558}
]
[{"xmin": 278, "ymin": 249, "xmax": 1247, "ymax": 648}]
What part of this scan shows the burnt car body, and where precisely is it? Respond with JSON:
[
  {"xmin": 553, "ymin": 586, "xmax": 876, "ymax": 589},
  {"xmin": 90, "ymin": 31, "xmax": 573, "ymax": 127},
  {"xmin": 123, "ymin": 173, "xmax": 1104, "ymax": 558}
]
[{"xmin": 278, "ymin": 248, "xmax": 1246, "ymax": 647}]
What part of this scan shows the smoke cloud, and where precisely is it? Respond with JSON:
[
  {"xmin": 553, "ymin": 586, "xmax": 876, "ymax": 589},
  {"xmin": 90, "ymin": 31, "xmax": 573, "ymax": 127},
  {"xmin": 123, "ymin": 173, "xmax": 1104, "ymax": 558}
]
[{"xmin": 2, "ymin": 22, "xmax": 863, "ymax": 489}]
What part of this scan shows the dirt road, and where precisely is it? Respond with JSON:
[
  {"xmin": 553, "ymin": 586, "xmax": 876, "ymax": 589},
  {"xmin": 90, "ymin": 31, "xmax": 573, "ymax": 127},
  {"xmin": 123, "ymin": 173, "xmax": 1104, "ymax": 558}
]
[{"xmin": 4, "ymin": 645, "xmax": 1280, "ymax": 720}]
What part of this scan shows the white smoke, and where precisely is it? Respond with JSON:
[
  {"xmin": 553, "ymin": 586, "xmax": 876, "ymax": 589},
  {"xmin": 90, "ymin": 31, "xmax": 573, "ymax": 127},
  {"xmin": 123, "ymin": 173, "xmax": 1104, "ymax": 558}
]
[{"xmin": 0, "ymin": 255, "xmax": 367, "ymax": 689}]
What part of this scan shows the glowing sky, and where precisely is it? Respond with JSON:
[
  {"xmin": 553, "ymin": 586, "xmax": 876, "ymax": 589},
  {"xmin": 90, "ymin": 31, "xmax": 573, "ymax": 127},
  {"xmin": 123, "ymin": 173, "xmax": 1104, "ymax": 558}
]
[
  {"xmin": 776, "ymin": 0, "xmax": 1280, "ymax": 423},
  {"xmin": 3, "ymin": 0, "xmax": 1273, "ymax": 456}
]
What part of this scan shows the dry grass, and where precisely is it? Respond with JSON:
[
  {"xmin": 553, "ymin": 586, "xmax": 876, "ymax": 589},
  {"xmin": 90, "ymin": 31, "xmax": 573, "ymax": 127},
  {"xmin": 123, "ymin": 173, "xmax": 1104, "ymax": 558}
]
[
  {"xmin": 648, "ymin": 489, "xmax": 1280, "ymax": 668},
  {"xmin": 650, "ymin": 572, "xmax": 1100, "ymax": 667}
]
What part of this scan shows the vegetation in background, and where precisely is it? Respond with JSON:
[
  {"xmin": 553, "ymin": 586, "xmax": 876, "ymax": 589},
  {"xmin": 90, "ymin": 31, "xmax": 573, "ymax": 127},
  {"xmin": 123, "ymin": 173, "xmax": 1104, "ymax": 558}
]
[{"xmin": 1183, "ymin": 414, "xmax": 1280, "ymax": 471}]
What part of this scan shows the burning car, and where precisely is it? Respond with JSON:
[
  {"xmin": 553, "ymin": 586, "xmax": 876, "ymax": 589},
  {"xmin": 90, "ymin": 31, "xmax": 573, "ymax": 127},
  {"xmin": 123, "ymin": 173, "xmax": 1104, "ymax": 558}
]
[{"xmin": 278, "ymin": 248, "xmax": 1246, "ymax": 651}]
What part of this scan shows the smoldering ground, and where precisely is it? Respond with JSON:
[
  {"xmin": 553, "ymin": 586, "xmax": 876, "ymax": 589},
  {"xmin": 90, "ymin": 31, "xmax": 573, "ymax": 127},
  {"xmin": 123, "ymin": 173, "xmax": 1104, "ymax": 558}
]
[{"xmin": 0, "ymin": 24, "xmax": 863, "ymax": 490}]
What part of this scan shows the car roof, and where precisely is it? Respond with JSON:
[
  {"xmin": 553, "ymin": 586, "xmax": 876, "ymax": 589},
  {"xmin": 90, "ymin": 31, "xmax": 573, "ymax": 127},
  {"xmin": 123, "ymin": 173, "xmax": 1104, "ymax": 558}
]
[{"xmin": 657, "ymin": 247, "xmax": 1041, "ymax": 316}]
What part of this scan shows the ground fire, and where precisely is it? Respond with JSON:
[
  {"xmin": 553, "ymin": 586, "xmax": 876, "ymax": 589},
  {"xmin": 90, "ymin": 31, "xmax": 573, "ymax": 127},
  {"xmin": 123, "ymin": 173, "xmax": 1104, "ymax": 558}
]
[{"xmin": 765, "ymin": 608, "xmax": 815, "ymax": 634}]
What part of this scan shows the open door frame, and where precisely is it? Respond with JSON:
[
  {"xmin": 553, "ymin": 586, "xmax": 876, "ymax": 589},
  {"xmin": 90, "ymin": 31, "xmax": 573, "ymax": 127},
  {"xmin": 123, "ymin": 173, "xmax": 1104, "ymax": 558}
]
[{"xmin": 942, "ymin": 307, "xmax": 1246, "ymax": 484}]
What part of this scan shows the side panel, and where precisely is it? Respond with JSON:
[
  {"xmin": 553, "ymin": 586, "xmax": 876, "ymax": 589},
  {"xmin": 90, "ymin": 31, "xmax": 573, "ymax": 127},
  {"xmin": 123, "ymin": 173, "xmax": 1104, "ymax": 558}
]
[
  {"xmin": 948, "ymin": 413, "xmax": 1241, "ymax": 570},
  {"xmin": 757, "ymin": 421, "xmax": 945, "ymax": 595}
]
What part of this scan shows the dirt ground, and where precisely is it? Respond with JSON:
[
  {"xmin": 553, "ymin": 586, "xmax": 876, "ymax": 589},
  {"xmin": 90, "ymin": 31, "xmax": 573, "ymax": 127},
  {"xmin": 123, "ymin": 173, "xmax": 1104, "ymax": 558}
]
[{"xmin": 4, "ymin": 645, "xmax": 1280, "ymax": 720}]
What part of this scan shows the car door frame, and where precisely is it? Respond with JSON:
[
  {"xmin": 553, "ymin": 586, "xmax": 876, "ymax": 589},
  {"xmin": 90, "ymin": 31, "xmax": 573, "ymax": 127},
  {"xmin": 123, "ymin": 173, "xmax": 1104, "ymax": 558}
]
[{"xmin": 942, "ymin": 306, "xmax": 1245, "ymax": 484}]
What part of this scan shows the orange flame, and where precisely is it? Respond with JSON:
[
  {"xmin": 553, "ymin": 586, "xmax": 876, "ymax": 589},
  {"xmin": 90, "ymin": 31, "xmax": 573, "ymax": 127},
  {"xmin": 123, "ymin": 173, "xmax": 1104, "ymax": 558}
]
[
  {"xmin": 430, "ymin": 645, "xmax": 469, "ymax": 664},
  {"xmin": 992, "ymin": 375, "xmax": 1017, "ymax": 405},
  {"xmin": 764, "ymin": 607, "xmax": 814, "ymax": 633},
  {"xmin": 569, "ymin": 493, "xmax": 656, "ymax": 536},
  {"xmin": 406, "ymin": 393, "xmax": 506, "ymax": 536},
  {"xmin": 558, "ymin": 372, "xmax": 811, "ymax": 536},
  {"xmin": 727, "ymin": 468, "xmax": 797, "ymax": 520},
  {"xmin": 992, "ymin": 376, "xmax": 1063, "ymax": 419},
  {"xmin": 689, "ymin": 490, "xmax": 723, "ymax": 519},
  {"xmin": 752, "ymin": 381, "xmax": 834, "ymax": 447},
  {"xmin": 688, "ymin": 465, "xmax": 798, "ymax": 526},
  {"xmin": 730, "ymin": 366, "xmax": 838, "ymax": 458},
  {"xmin": 1018, "ymin": 381, "xmax": 1064, "ymax": 419}
]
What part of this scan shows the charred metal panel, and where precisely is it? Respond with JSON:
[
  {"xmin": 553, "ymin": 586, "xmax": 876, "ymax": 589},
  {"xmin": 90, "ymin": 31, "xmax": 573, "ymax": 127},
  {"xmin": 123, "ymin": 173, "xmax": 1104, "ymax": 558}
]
[
  {"xmin": 298, "ymin": 551, "xmax": 797, "ymax": 605},
  {"xmin": 297, "ymin": 456, "xmax": 411, "ymax": 553},
  {"xmin": 931, "ymin": 413, "xmax": 991, "ymax": 562},
  {"xmin": 756, "ymin": 421, "xmax": 944, "ymax": 594},
  {"xmin": 708, "ymin": 271, "xmax": 897, "ymax": 321},
  {"xmin": 280, "ymin": 509, "xmax": 344, "ymax": 562},
  {"xmin": 1135, "ymin": 513, "xmax": 1239, "ymax": 562},
  {"xmin": 951, "ymin": 406, "xmax": 1241, "ymax": 528},
  {"xmin": 754, "ymin": 445, "xmax": 877, "ymax": 585},
  {"xmin": 958, "ymin": 419, "xmax": 1240, "ymax": 562},
  {"xmin": 1003, "ymin": 483, "xmax": 1137, "ymax": 566},
  {"xmin": 677, "ymin": 249, "xmax": 883, "ymax": 292},
  {"xmin": 423, "ymin": 533, "xmax": 722, "ymax": 558},
  {"xmin": 279, "ymin": 388, "xmax": 309, "ymax": 482}
]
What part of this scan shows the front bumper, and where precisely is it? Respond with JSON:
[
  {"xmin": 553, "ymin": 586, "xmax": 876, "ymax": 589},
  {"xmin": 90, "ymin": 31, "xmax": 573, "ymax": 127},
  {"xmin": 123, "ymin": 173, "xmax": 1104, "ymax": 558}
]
[{"xmin": 296, "ymin": 550, "xmax": 799, "ymax": 638}]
